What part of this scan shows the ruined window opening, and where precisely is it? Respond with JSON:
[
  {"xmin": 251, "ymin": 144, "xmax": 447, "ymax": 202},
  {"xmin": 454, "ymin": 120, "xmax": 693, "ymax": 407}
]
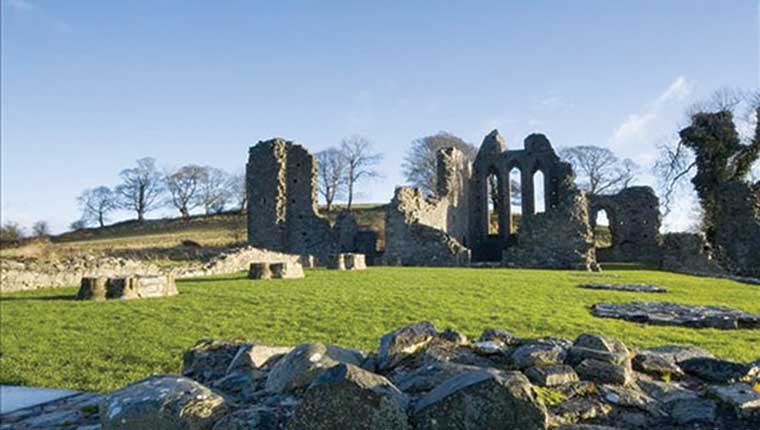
[
  {"xmin": 486, "ymin": 172, "xmax": 499, "ymax": 235},
  {"xmin": 595, "ymin": 209, "xmax": 612, "ymax": 249},
  {"xmin": 533, "ymin": 170, "xmax": 545, "ymax": 214},
  {"xmin": 509, "ymin": 167, "xmax": 522, "ymax": 233}
]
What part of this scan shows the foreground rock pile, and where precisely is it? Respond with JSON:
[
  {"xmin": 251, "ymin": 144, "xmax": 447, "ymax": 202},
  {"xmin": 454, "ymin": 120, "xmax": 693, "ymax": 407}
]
[{"xmin": 3, "ymin": 322, "xmax": 760, "ymax": 430}]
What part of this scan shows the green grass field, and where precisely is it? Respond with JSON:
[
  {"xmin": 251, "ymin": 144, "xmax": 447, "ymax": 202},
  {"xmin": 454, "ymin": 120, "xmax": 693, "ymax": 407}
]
[{"xmin": 1, "ymin": 266, "xmax": 759, "ymax": 393}]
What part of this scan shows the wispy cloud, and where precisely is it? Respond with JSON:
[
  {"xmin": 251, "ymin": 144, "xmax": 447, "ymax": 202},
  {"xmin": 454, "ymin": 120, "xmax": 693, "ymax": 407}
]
[
  {"xmin": 536, "ymin": 95, "xmax": 574, "ymax": 112},
  {"xmin": 610, "ymin": 76, "xmax": 692, "ymax": 165}
]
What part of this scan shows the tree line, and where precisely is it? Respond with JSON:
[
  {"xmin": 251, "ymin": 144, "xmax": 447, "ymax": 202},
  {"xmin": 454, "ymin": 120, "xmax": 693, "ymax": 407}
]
[
  {"xmin": 0, "ymin": 133, "xmax": 634, "ymax": 242},
  {"xmin": 73, "ymin": 159, "xmax": 246, "ymax": 230}
]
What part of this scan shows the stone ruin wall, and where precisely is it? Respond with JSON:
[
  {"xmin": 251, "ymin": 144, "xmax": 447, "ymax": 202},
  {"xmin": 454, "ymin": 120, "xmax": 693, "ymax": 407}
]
[
  {"xmin": 712, "ymin": 180, "xmax": 760, "ymax": 277},
  {"xmin": 589, "ymin": 186, "xmax": 662, "ymax": 265},
  {"xmin": 247, "ymin": 138, "xmax": 344, "ymax": 263},
  {"xmin": 384, "ymin": 130, "xmax": 597, "ymax": 269},
  {"xmin": 471, "ymin": 132, "xmax": 596, "ymax": 269},
  {"xmin": 383, "ymin": 148, "xmax": 472, "ymax": 266},
  {"xmin": 0, "ymin": 246, "xmax": 304, "ymax": 293}
]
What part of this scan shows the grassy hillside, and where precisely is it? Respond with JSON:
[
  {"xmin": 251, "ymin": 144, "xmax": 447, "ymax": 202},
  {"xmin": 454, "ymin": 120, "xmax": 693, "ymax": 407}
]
[
  {"xmin": 0, "ymin": 205, "xmax": 387, "ymax": 261},
  {"xmin": 1, "ymin": 266, "xmax": 758, "ymax": 392}
]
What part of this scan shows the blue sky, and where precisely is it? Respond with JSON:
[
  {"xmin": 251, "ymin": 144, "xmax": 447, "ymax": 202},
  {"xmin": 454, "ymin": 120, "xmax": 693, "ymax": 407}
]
[{"xmin": 2, "ymin": 1, "xmax": 758, "ymax": 233}]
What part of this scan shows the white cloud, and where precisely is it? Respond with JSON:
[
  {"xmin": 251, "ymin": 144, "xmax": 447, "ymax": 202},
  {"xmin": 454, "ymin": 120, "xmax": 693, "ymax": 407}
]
[
  {"xmin": 608, "ymin": 76, "xmax": 697, "ymax": 231},
  {"xmin": 537, "ymin": 95, "xmax": 574, "ymax": 112},
  {"xmin": 654, "ymin": 76, "xmax": 691, "ymax": 107},
  {"xmin": 609, "ymin": 76, "xmax": 693, "ymax": 165}
]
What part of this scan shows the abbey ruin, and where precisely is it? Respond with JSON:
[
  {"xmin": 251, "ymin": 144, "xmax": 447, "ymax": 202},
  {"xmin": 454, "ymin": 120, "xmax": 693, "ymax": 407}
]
[{"xmin": 246, "ymin": 127, "xmax": 760, "ymax": 276}]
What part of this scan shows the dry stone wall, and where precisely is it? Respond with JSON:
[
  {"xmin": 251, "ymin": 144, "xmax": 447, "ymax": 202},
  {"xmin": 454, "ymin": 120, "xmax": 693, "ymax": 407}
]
[{"xmin": 0, "ymin": 246, "xmax": 305, "ymax": 293}]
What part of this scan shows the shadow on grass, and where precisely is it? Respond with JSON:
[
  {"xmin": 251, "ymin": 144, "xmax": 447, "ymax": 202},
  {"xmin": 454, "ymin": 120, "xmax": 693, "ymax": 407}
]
[
  {"xmin": 598, "ymin": 262, "xmax": 658, "ymax": 271},
  {"xmin": 0, "ymin": 294, "xmax": 75, "ymax": 302},
  {"xmin": 177, "ymin": 274, "xmax": 248, "ymax": 284}
]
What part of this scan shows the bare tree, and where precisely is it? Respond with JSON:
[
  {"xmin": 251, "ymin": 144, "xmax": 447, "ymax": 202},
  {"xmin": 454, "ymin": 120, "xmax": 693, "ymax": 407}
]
[
  {"xmin": 31, "ymin": 221, "xmax": 51, "ymax": 237},
  {"xmin": 558, "ymin": 146, "xmax": 638, "ymax": 195},
  {"xmin": 654, "ymin": 88, "xmax": 760, "ymax": 215},
  {"xmin": 0, "ymin": 222, "xmax": 25, "ymax": 243},
  {"xmin": 339, "ymin": 135, "xmax": 383, "ymax": 210},
  {"xmin": 165, "ymin": 165, "xmax": 206, "ymax": 218},
  {"xmin": 78, "ymin": 186, "xmax": 117, "ymax": 227},
  {"xmin": 227, "ymin": 170, "xmax": 247, "ymax": 212},
  {"xmin": 316, "ymin": 147, "xmax": 347, "ymax": 211},
  {"xmin": 116, "ymin": 158, "xmax": 164, "ymax": 221},
  {"xmin": 199, "ymin": 167, "xmax": 230, "ymax": 215},
  {"xmin": 402, "ymin": 132, "xmax": 477, "ymax": 195}
]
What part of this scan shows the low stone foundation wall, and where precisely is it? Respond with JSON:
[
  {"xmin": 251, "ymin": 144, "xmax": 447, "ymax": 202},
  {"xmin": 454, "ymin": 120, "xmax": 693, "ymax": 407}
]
[
  {"xmin": 76, "ymin": 275, "xmax": 178, "ymax": 300},
  {"xmin": 0, "ymin": 246, "xmax": 306, "ymax": 293}
]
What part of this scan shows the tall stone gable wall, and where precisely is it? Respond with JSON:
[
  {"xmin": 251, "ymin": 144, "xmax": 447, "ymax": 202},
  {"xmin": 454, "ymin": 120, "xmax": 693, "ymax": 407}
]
[
  {"xmin": 501, "ymin": 161, "xmax": 596, "ymax": 270},
  {"xmin": 470, "ymin": 131, "xmax": 596, "ymax": 268},
  {"xmin": 589, "ymin": 186, "xmax": 662, "ymax": 265},
  {"xmin": 383, "ymin": 148, "xmax": 472, "ymax": 266},
  {"xmin": 247, "ymin": 139, "xmax": 337, "ymax": 261}
]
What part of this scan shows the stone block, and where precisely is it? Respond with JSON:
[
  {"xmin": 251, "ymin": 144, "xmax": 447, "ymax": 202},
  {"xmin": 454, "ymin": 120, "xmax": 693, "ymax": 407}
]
[
  {"xmin": 292, "ymin": 363, "xmax": 410, "ymax": 430},
  {"xmin": 100, "ymin": 375, "xmax": 227, "ymax": 430},
  {"xmin": 412, "ymin": 369, "xmax": 547, "ymax": 430},
  {"xmin": 247, "ymin": 261, "xmax": 304, "ymax": 280},
  {"xmin": 344, "ymin": 253, "xmax": 367, "ymax": 270},
  {"xmin": 76, "ymin": 275, "xmax": 177, "ymax": 301}
]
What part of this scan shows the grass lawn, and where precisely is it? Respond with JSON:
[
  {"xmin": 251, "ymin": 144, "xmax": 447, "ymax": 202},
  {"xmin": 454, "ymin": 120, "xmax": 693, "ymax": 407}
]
[{"xmin": 1, "ymin": 266, "xmax": 759, "ymax": 393}]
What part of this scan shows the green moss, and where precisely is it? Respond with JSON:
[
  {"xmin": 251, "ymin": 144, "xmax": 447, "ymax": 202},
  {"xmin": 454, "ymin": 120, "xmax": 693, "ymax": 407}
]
[
  {"xmin": 534, "ymin": 386, "xmax": 566, "ymax": 407},
  {"xmin": 1, "ymin": 267, "xmax": 758, "ymax": 393}
]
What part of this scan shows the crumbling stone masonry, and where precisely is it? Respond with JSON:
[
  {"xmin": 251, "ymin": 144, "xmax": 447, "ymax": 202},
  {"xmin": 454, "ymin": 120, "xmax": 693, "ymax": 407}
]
[
  {"xmin": 713, "ymin": 180, "xmax": 760, "ymax": 277},
  {"xmin": 660, "ymin": 232, "xmax": 724, "ymax": 274},
  {"xmin": 385, "ymin": 130, "xmax": 596, "ymax": 268},
  {"xmin": 247, "ymin": 138, "xmax": 374, "ymax": 264},
  {"xmin": 589, "ymin": 186, "xmax": 662, "ymax": 265},
  {"xmin": 383, "ymin": 147, "xmax": 473, "ymax": 266}
]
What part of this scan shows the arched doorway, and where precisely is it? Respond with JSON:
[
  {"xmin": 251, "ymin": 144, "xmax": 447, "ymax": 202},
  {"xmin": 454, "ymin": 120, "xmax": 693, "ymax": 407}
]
[{"xmin": 594, "ymin": 209, "xmax": 612, "ymax": 249}]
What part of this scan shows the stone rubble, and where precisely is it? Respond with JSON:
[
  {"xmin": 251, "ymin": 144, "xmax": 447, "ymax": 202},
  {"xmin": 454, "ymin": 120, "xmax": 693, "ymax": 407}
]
[
  {"xmin": 578, "ymin": 283, "xmax": 667, "ymax": 293},
  {"xmin": 590, "ymin": 301, "xmax": 760, "ymax": 329},
  {"xmin": 3, "ymin": 322, "xmax": 760, "ymax": 429}
]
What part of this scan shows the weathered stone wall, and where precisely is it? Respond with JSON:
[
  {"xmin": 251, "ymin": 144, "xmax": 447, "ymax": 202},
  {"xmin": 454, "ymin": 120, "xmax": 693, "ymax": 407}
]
[
  {"xmin": 0, "ymin": 257, "xmax": 165, "ymax": 293},
  {"xmin": 713, "ymin": 180, "xmax": 760, "ymax": 277},
  {"xmin": 659, "ymin": 232, "xmax": 725, "ymax": 274},
  {"xmin": 469, "ymin": 131, "xmax": 595, "ymax": 268},
  {"xmin": 0, "ymin": 246, "xmax": 305, "ymax": 293},
  {"xmin": 247, "ymin": 139, "xmax": 338, "ymax": 262},
  {"xmin": 383, "ymin": 188, "xmax": 471, "ymax": 266},
  {"xmin": 589, "ymin": 186, "xmax": 662, "ymax": 264},
  {"xmin": 383, "ymin": 147, "xmax": 472, "ymax": 266},
  {"xmin": 502, "ymin": 172, "xmax": 596, "ymax": 270}
]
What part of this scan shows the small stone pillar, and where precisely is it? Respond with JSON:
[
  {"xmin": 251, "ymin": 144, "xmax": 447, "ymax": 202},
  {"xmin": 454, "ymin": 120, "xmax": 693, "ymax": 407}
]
[
  {"xmin": 345, "ymin": 253, "xmax": 367, "ymax": 270},
  {"xmin": 249, "ymin": 263, "xmax": 273, "ymax": 280},
  {"xmin": 328, "ymin": 254, "xmax": 347, "ymax": 270},
  {"xmin": 77, "ymin": 277, "xmax": 108, "ymax": 301}
]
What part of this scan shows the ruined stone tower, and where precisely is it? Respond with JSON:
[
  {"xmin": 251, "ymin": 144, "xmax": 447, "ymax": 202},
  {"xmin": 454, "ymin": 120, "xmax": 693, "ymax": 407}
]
[{"xmin": 246, "ymin": 138, "xmax": 338, "ymax": 261}]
